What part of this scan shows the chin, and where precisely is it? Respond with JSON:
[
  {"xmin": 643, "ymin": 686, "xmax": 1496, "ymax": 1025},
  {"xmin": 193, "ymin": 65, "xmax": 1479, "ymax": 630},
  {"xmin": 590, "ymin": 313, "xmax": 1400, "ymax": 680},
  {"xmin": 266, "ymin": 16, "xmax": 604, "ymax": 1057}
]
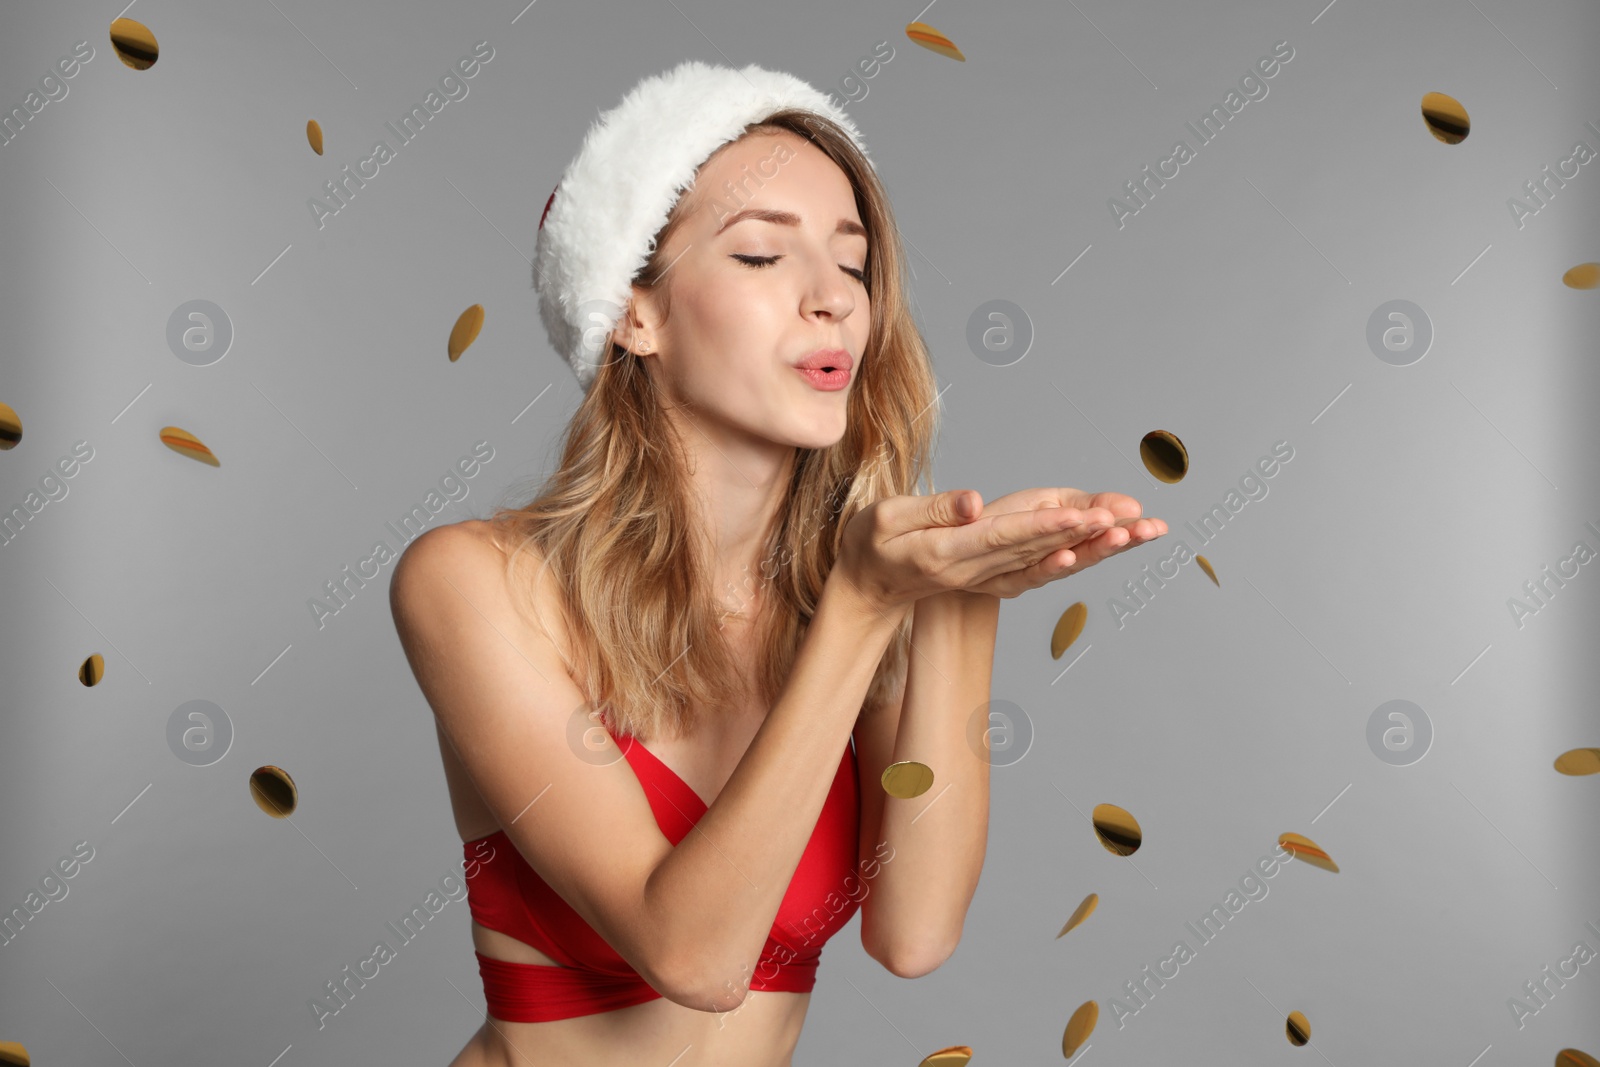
[
  {"xmin": 779, "ymin": 423, "xmax": 847, "ymax": 451},
  {"xmin": 810, "ymin": 424, "xmax": 850, "ymax": 450}
]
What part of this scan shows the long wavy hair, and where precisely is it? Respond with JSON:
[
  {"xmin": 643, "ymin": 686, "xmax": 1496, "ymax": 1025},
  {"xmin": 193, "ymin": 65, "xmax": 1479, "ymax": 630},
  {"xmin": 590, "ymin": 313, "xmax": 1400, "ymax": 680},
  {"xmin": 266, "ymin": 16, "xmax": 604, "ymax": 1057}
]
[{"xmin": 486, "ymin": 108, "xmax": 939, "ymax": 743}]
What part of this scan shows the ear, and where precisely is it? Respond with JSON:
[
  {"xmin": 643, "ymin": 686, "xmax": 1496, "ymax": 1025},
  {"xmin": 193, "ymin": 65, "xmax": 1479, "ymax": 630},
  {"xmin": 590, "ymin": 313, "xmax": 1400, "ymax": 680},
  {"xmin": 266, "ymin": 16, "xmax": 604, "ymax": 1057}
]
[{"xmin": 611, "ymin": 289, "xmax": 663, "ymax": 355}]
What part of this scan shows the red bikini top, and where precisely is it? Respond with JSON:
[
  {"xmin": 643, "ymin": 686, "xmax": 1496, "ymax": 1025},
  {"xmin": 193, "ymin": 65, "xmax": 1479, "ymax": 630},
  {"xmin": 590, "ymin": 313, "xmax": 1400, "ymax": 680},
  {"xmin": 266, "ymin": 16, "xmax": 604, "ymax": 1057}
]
[{"xmin": 462, "ymin": 724, "xmax": 862, "ymax": 1022}]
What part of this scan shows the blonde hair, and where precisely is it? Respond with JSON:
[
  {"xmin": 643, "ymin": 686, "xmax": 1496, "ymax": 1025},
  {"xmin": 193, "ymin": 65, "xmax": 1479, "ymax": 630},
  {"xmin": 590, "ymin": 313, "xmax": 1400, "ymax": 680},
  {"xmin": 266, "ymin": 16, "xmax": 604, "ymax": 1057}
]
[{"xmin": 488, "ymin": 109, "xmax": 939, "ymax": 742}]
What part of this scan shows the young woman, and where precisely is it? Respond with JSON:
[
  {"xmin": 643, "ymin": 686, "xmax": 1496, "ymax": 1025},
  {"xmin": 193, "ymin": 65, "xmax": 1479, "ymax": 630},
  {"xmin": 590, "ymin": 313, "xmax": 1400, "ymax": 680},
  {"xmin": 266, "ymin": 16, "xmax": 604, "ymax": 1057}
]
[{"xmin": 390, "ymin": 61, "xmax": 1166, "ymax": 1067}]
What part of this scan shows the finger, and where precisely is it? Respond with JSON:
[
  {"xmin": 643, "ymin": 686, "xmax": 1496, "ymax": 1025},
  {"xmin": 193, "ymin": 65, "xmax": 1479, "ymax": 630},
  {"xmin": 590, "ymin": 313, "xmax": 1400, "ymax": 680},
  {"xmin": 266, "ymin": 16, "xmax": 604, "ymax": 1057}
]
[
  {"xmin": 1046, "ymin": 508, "xmax": 1121, "ymax": 549},
  {"xmin": 957, "ymin": 507, "xmax": 1097, "ymax": 586},
  {"xmin": 971, "ymin": 543, "xmax": 1078, "ymax": 598},
  {"xmin": 1091, "ymin": 492, "xmax": 1144, "ymax": 518},
  {"xmin": 1056, "ymin": 519, "xmax": 1164, "ymax": 575},
  {"xmin": 923, "ymin": 489, "xmax": 981, "ymax": 527},
  {"xmin": 1029, "ymin": 545, "xmax": 1078, "ymax": 584},
  {"xmin": 1035, "ymin": 507, "xmax": 1121, "ymax": 554}
]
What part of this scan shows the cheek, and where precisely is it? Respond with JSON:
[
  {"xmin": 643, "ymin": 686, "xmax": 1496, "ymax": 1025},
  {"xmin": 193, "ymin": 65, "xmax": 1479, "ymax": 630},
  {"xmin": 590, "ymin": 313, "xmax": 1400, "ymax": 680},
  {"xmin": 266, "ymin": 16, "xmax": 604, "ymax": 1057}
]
[{"xmin": 692, "ymin": 306, "xmax": 777, "ymax": 374}]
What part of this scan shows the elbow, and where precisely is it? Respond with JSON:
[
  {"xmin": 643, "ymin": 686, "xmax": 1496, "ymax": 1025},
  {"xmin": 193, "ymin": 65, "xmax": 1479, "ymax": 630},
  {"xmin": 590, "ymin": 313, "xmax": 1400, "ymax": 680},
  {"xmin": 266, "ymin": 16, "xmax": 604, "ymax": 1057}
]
[
  {"xmin": 639, "ymin": 871, "xmax": 754, "ymax": 1013},
  {"xmin": 869, "ymin": 934, "xmax": 958, "ymax": 980},
  {"xmin": 654, "ymin": 949, "xmax": 754, "ymax": 1014}
]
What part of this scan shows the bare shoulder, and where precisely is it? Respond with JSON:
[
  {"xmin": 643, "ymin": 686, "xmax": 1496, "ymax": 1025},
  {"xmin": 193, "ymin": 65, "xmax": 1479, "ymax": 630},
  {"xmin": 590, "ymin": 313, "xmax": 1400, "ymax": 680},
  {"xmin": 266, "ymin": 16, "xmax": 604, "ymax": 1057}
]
[
  {"xmin": 393, "ymin": 518, "xmax": 504, "ymax": 575},
  {"xmin": 392, "ymin": 518, "xmax": 564, "ymax": 633},
  {"xmin": 385, "ymin": 519, "xmax": 689, "ymax": 1000}
]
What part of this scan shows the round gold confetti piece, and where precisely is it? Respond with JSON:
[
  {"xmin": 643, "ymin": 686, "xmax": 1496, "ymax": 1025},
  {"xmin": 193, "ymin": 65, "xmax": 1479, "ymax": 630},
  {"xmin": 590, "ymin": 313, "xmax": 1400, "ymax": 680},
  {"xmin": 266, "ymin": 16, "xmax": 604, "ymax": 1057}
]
[
  {"xmin": 1091, "ymin": 804, "xmax": 1141, "ymax": 856},
  {"xmin": 159, "ymin": 426, "xmax": 220, "ymax": 467},
  {"xmin": 1562, "ymin": 263, "xmax": 1600, "ymax": 290},
  {"xmin": 0, "ymin": 1040, "xmax": 30, "ymax": 1066},
  {"xmin": 883, "ymin": 764, "xmax": 934, "ymax": 796},
  {"xmin": 1051, "ymin": 602, "xmax": 1087, "ymax": 659},
  {"xmin": 1056, "ymin": 892, "xmax": 1098, "ymax": 939},
  {"xmin": 449, "ymin": 303, "xmax": 486, "ymax": 362},
  {"xmin": 882, "ymin": 760, "xmax": 935, "ymax": 799},
  {"xmin": 0, "ymin": 401, "xmax": 20, "ymax": 449},
  {"xmin": 1195, "ymin": 555, "xmax": 1219, "ymax": 586},
  {"xmin": 307, "ymin": 119, "xmax": 324, "ymax": 156},
  {"xmin": 1279, "ymin": 831, "xmax": 1339, "ymax": 873},
  {"xmin": 250, "ymin": 765, "xmax": 298, "ymax": 818},
  {"xmin": 1557, "ymin": 1050, "xmax": 1600, "ymax": 1067},
  {"xmin": 918, "ymin": 1046, "xmax": 973, "ymax": 1067},
  {"xmin": 109, "ymin": 17, "xmax": 159, "ymax": 70},
  {"xmin": 1420, "ymin": 91, "xmax": 1469, "ymax": 144},
  {"xmin": 1286, "ymin": 1009, "xmax": 1311, "ymax": 1046},
  {"xmin": 1554, "ymin": 748, "xmax": 1600, "ymax": 776},
  {"xmin": 79, "ymin": 653, "xmax": 105, "ymax": 687},
  {"xmin": 1061, "ymin": 1000, "xmax": 1098, "ymax": 1058},
  {"xmin": 906, "ymin": 22, "xmax": 965, "ymax": 61},
  {"xmin": 1139, "ymin": 430, "xmax": 1188, "ymax": 483}
]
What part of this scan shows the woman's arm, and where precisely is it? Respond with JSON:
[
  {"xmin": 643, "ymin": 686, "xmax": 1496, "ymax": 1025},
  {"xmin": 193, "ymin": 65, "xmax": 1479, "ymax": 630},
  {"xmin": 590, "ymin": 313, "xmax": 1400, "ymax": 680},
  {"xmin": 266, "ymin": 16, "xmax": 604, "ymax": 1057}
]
[
  {"xmin": 853, "ymin": 590, "xmax": 998, "ymax": 976},
  {"xmin": 390, "ymin": 523, "xmax": 908, "ymax": 1012},
  {"xmin": 651, "ymin": 571, "xmax": 910, "ymax": 1008}
]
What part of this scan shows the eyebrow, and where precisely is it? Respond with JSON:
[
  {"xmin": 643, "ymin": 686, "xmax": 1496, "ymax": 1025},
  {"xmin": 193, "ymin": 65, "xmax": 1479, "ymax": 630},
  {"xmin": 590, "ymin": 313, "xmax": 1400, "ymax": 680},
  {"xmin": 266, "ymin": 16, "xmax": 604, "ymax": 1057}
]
[{"xmin": 713, "ymin": 207, "xmax": 867, "ymax": 240}]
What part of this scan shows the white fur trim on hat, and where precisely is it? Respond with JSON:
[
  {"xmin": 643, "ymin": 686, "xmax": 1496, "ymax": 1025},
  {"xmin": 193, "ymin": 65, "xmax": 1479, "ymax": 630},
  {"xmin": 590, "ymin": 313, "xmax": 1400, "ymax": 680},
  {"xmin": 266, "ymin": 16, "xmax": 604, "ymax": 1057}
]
[{"xmin": 533, "ymin": 59, "xmax": 874, "ymax": 392}]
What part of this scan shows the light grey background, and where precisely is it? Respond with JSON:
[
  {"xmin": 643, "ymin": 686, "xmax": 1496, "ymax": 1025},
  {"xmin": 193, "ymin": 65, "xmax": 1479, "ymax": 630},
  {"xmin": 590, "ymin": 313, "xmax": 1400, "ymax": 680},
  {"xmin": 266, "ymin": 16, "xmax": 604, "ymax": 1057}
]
[{"xmin": 2, "ymin": 0, "xmax": 1598, "ymax": 1064}]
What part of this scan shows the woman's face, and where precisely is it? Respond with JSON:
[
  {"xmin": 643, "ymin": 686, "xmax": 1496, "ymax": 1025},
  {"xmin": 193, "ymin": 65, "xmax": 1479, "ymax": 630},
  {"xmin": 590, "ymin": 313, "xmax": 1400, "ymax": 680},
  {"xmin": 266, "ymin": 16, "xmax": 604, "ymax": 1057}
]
[{"xmin": 616, "ymin": 131, "xmax": 871, "ymax": 452}]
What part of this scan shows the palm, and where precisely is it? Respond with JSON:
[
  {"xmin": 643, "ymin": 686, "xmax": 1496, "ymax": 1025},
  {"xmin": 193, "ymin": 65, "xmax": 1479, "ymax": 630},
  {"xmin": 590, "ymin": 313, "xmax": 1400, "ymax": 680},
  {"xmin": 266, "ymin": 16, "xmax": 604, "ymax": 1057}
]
[{"xmin": 963, "ymin": 486, "xmax": 1167, "ymax": 588}]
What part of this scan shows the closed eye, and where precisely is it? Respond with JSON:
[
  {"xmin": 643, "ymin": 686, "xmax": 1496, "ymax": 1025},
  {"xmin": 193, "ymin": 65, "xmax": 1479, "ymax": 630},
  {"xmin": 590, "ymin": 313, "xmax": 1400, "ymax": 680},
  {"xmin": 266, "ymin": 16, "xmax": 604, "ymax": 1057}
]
[{"xmin": 731, "ymin": 254, "xmax": 866, "ymax": 284}]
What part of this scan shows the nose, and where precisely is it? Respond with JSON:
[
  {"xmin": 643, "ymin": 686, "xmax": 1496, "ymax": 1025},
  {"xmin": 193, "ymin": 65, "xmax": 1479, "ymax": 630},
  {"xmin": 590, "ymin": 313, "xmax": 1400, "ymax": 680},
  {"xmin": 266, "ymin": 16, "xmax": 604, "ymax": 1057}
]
[{"xmin": 801, "ymin": 251, "xmax": 859, "ymax": 324}]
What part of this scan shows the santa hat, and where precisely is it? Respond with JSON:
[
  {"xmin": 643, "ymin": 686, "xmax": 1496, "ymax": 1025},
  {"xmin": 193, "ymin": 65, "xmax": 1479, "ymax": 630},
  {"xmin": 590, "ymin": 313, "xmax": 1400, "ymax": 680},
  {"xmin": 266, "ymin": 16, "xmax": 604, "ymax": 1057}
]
[{"xmin": 533, "ymin": 59, "xmax": 873, "ymax": 391}]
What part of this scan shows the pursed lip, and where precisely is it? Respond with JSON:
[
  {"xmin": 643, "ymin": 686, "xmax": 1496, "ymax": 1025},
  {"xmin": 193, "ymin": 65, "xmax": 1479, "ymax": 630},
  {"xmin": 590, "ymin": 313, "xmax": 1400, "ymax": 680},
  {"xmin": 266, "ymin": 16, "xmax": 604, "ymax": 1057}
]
[{"xmin": 792, "ymin": 348, "xmax": 853, "ymax": 371}]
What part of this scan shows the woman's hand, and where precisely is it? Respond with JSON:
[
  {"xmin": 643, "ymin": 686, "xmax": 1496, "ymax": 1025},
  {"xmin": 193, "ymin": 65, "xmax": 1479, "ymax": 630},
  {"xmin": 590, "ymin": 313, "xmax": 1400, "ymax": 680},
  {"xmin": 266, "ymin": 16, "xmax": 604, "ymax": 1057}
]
[
  {"xmin": 832, "ymin": 487, "xmax": 1167, "ymax": 613},
  {"xmin": 966, "ymin": 487, "xmax": 1167, "ymax": 584}
]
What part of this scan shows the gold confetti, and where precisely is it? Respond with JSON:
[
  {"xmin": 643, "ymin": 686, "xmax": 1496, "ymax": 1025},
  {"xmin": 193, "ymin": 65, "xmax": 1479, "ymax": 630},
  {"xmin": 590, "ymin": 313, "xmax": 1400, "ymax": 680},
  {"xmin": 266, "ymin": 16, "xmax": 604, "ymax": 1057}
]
[
  {"xmin": 1420, "ymin": 91, "xmax": 1469, "ymax": 144},
  {"xmin": 0, "ymin": 1040, "xmax": 30, "ymax": 1066},
  {"xmin": 906, "ymin": 22, "xmax": 965, "ymax": 62},
  {"xmin": 79, "ymin": 653, "xmax": 105, "ymax": 687},
  {"xmin": 307, "ymin": 119, "xmax": 324, "ymax": 156},
  {"xmin": 250, "ymin": 766, "xmax": 298, "ymax": 818},
  {"xmin": 0, "ymin": 401, "xmax": 21, "ymax": 450},
  {"xmin": 1562, "ymin": 263, "xmax": 1599, "ymax": 290},
  {"xmin": 1056, "ymin": 892, "xmax": 1098, "ymax": 939},
  {"xmin": 1286, "ymin": 1009, "xmax": 1311, "ymax": 1045},
  {"xmin": 1092, "ymin": 804, "xmax": 1141, "ymax": 856},
  {"xmin": 918, "ymin": 1046, "xmax": 973, "ymax": 1067},
  {"xmin": 449, "ymin": 303, "xmax": 486, "ymax": 362},
  {"xmin": 1554, "ymin": 748, "xmax": 1600, "ymax": 776},
  {"xmin": 1139, "ymin": 429, "xmax": 1188, "ymax": 483},
  {"xmin": 1051, "ymin": 602, "xmax": 1087, "ymax": 659},
  {"xmin": 159, "ymin": 426, "xmax": 220, "ymax": 467},
  {"xmin": 1061, "ymin": 1000, "xmax": 1098, "ymax": 1057},
  {"xmin": 1557, "ymin": 1050, "xmax": 1600, "ymax": 1067},
  {"xmin": 1279, "ymin": 831, "xmax": 1339, "ymax": 873},
  {"xmin": 109, "ymin": 17, "xmax": 159, "ymax": 70},
  {"xmin": 882, "ymin": 760, "xmax": 935, "ymax": 799},
  {"xmin": 1195, "ymin": 555, "xmax": 1219, "ymax": 586}
]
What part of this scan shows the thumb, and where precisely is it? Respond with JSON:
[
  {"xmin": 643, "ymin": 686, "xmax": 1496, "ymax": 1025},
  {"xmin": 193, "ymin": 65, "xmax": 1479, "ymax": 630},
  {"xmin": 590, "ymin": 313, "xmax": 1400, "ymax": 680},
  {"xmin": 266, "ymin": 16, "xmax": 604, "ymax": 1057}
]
[{"xmin": 940, "ymin": 489, "xmax": 981, "ymax": 524}]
